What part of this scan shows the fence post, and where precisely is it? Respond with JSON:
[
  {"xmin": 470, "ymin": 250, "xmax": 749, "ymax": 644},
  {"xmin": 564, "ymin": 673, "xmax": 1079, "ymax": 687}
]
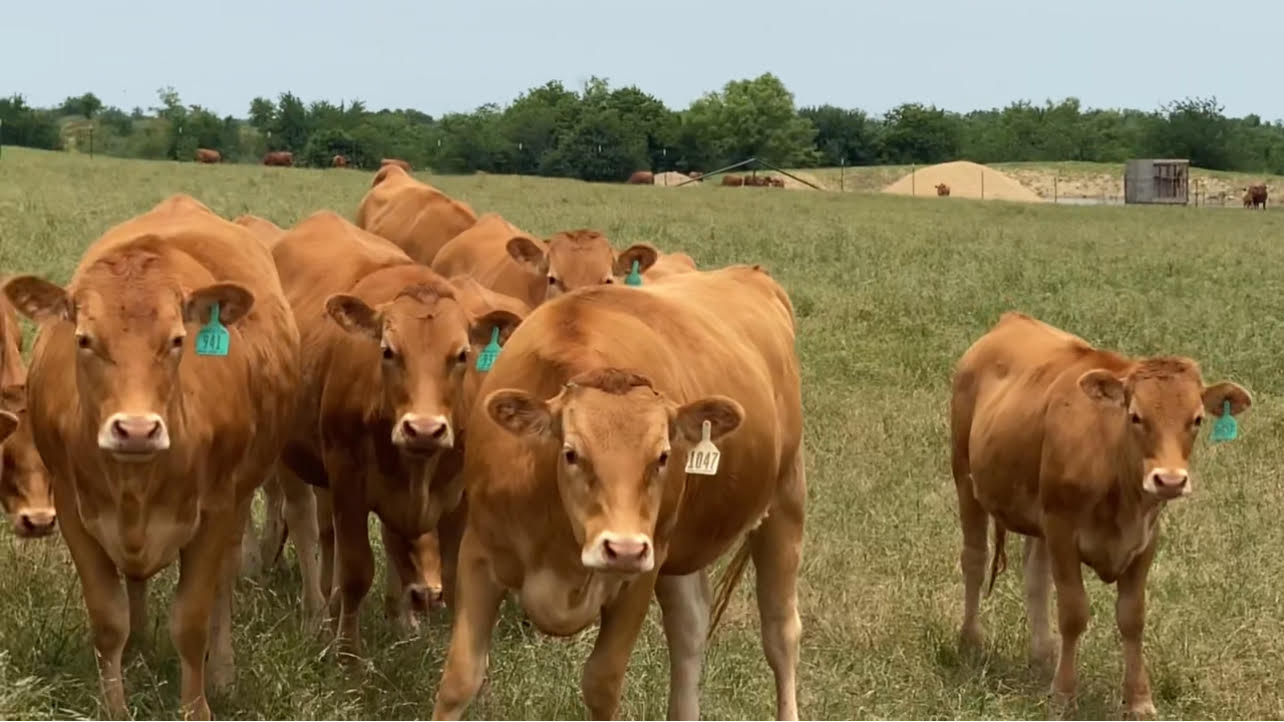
[
  {"xmin": 0, "ymin": 118, "xmax": 4, "ymax": 160},
  {"xmin": 1054, "ymin": 176, "xmax": 1058, "ymax": 204},
  {"xmin": 89, "ymin": 127, "xmax": 94, "ymax": 159},
  {"xmin": 840, "ymin": 157, "xmax": 845, "ymax": 191},
  {"xmin": 980, "ymin": 168, "xmax": 984, "ymax": 200},
  {"xmin": 911, "ymin": 164, "xmax": 915, "ymax": 196}
]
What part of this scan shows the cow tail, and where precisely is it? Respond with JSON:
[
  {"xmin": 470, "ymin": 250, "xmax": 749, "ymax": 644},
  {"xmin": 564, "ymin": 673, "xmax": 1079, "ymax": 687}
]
[
  {"xmin": 707, "ymin": 534, "xmax": 754, "ymax": 642},
  {"xmin": 986, "ymin": 517, "xmax": 1007, "ymax": 597}
]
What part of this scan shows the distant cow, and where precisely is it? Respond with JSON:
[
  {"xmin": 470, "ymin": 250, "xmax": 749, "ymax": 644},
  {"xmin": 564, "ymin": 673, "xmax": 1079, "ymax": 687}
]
[
  {"xmin": 770, "ymin": 177, "xmax": 785, "ymax": 188},
  {"xmin": 721, "ymin": 174, "xmax": 744, "ymax": 187},
  {"xmin": 936, "ymin": 183, "xmax": 951, "ymax": 197},
  {"xmin": 195, "ymin": 148, "xmax": 221, "ymax": 164},
  {"xmin": 627, "ymin": 170, "xmax": 654, "ymax": 185},
  {"xmin": 263, "ymin": 151, "xmax": 294, "ymax": 167},
  {"xmin": 1244, "ymin": 184, "xmax": 1267, "ymax": 209},
  {"xmin": 332, "ymin": 155, "xmax": 349, "ymax": 168},
  {"xmin": 381, "ymin": 158, "xmax": 411, "ymax": 172}
]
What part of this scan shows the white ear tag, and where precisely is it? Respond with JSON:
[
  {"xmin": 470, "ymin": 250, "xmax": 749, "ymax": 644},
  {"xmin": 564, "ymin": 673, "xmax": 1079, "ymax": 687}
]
[{"xmin": 684, "ymin": 420, "xmax": 721, "ymax": 476}]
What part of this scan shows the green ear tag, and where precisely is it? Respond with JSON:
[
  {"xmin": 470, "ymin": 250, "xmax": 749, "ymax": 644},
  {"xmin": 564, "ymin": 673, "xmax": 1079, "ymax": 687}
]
[
  {"xmin": 194, "ymin": 302, "xmax": 230, "ymax": 357},
  {"xmin": 475, "ymin": 327, "xmax": 501, "ymax": 372},
  {"xmin": 624, "ymin": 259, "xmax": 643, "ymax": 287},
  {"xmin": 1210, "ymin": 399, "xmax": 1238, "ymax": 443}
]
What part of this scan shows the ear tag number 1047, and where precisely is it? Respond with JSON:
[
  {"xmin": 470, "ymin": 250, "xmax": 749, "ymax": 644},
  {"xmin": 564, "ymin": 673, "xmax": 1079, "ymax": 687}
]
[
  {"xmin": 685, "ymin": 420, "xmax": 721, "ymax": 476},
  {"xmin": 195, "ymin": 302, "xmax": 230, "ymax": 357}
]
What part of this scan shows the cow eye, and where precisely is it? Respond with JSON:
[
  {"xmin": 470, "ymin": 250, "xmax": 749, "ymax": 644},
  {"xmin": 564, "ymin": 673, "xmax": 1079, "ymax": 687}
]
[
  {"xmin": 381, "ymin": 345, "xmax": 395, "ymax": 361},
  {"xmin": 170, "ymin": 335, "xmax": 184, "ymax": 351},
  {"xmin": 547, "ymin": 276, "xmax": 558, "ymax": 286},
  {"xmin": 455, "ymin": 349, "xmax": 468, "ymax": 365},
  {"xmin": 657, "ymin": 450, "xmax": 669, "ymax": 466},
  {"xmin": 76, "ymin": 333, "xmax": 91, "ymax": 350},
  {"xmin": 1193, "ymin": 416, "xmax": 1203, "ymax": 427},
  {"xmin": 604, "ymin": 277, "xmax": 615, "ymax": 284},
  {"xmin": 1130, "ymin": 413, "xmax": 1143, "ymax": 425},
  {"xmin": 563, "ymin": 447, "xmax": 578, "ymax": 465}
]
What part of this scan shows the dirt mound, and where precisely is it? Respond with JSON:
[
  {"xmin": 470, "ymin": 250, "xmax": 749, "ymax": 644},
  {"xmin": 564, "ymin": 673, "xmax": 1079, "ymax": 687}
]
[
  {"xmin": 882, "ymin": 161, "xmax": 1043, "ymax": 203},
  {"xmin": 653, "ymin": 171, "xmax": 700, "ymax": 187}
]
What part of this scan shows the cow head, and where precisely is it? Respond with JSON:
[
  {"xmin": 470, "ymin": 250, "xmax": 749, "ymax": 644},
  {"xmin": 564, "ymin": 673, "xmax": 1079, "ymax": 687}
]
[
  {"xmin": 4, "ymin": 249, "xmax": 255, "ymax": 463},
  {"xmin": 0, "ymin": 385, "xmax": 55, "ymax": 538},
  {"xmin": 505, "ymin": 231, "xmax": 658, "ymax": 303},
  {"xmin": 485, "ymin": 368, "xmax": 743, "ymax": 575},
  {"xmin": 325, "ymin": 275, "xmax": 522, "ymax": 456},
  {"xmin": 1078, "ymin": 358, "xmax": 1251, "ymax": 500}
]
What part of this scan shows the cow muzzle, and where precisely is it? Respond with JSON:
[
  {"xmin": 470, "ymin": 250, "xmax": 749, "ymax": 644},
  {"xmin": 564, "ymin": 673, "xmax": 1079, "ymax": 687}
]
[
  {"xmin": 392, "ymin": 414, "xmax": 454, "ymax": 454},
  {"xmin": 582, "ymin": 532, "xmax": 654, "ymax": 574},
  {"xmin": 99, "ymin": 413, "xmax": 170, "ymax": 459},
  {"xmin": 10, "ymin": 507, "xmax": 57, "ymax": 538},
  {"xmin": 1143, "ymin": 467, "xmax": 1190, "ymax": 499}
]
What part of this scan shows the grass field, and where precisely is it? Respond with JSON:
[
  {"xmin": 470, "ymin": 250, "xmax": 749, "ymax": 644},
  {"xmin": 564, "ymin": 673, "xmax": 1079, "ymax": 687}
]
[{"xmin": 3, "ymin": 147, "xmax": 1284, "ymax": 719}]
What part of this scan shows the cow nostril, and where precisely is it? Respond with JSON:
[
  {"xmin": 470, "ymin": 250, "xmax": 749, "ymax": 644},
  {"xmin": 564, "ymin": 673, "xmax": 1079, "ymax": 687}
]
[
  {"xmin": 20, "ymin": 515, "xmax": 35, "ymax": 531},
  {"xmin": 145, "ymin": 421, "xmax": 161, "ymax": 439},
  {"xmin": 402, "ymin": 419, "xmax": 418, "ymax": 438},
  {"xmin": 429, "ymin": 423, "xmax": 447, "ymax": 439}
]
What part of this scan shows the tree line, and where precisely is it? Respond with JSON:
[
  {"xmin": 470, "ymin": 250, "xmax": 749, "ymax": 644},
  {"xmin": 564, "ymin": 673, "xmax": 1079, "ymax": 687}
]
[{"xmin": 4, "ymin": 76, "xmax": 1284, "ymax": 179}]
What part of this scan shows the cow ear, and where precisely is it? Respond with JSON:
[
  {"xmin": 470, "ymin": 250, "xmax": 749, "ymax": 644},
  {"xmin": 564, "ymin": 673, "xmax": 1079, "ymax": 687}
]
[
  {"xmin": 486, "ymin": 389, "xmax": 554, "ymax": 438},
  {"xmin": 506, "ymin": 237, "xmax": 547, "ymax": 275},
  {"xmin": 324, "ymin": 294, "xmax": 382, "ymax": 340},
  {"xmin": 0, "ymin": 385, "xmax": 26, "ymax": 412},
  {"xmin": 4, "ymin": 275, "xmax": 71, "ymax": 323},
  {"xmin": 469, "ymin": 310, "xmax": 524, "ymax": 348},
  {"xmin": 1203, "ymin": 381, "xmax": 1252, "ymax": 417},
  {"xmin": 185, "ymin": 283, "xmax": 255, "ymax": 325},
  {"xmin": 0, "ymin": 410, "xmax": 16, "ymax": 444},
  {"xmin": 614, "ymin": 243, "xmax": 659, "ymax": 276},
  {"xmin": 1078, "ymin": 369, "xmax": 1126, "ymax": 407},
  {"xmin": 673, "ymin": 395, "xmax": 744, "ymax": 443}
]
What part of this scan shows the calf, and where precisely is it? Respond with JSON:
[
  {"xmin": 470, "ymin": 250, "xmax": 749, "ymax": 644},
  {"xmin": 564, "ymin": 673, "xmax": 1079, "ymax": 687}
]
[
  {"xmin": 1, "ymin": 295, "xmax": 55, "ymax": 538},
  {"xmin": 333, "ymin": 154, "xmax": 349, "ymax": 168},
  {"xmin": 950, "ymin": 312, "xmax": 1251, "ymax": 716},
  {"xmin": 936, "ymin": 183, "xmax": 951, "ymax": 196},
  {"xmin": 432, "ymin": 265, "xmax": 805, "ymax": 720},
  {"xmin": 4, "ymin": 194, "xmax": 300, "ymax": 720}
]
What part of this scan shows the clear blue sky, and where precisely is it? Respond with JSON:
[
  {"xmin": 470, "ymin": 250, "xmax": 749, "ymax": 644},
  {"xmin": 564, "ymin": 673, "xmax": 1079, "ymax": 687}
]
[{"xmin": 5, "ymin": 0, "xmax": 1273, "ymax": 120}]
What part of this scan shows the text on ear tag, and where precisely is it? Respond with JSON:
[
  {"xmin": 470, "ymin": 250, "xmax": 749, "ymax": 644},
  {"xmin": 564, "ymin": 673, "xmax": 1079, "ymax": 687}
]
[
  {"xmin": 1210, "ymin": 399, "xmax": 1239, "ymax": 443},
  {"xmin": 195, "ymin": 302, "xmax": 230, "ymax": 357},
  {"xmin": 475, "ymin": 326, "xmax": 502, "ymax": 372},
  {"xmin": 685, "ymin": 419, "xmax": 721, "ymax": 475}
]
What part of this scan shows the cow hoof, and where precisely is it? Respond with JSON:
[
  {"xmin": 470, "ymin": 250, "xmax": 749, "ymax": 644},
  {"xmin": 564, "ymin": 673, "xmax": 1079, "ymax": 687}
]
[
  {"xmin": 1028, "ymin": 641, "xmax": 1057, "ymax": 672},
  {"xmin": 1125, "ymin": 699, "xmax": 1157, "ymax": 719},
  {"xmin": 208, "ymin": 659, "xmax": 235, "ymax": 694}
]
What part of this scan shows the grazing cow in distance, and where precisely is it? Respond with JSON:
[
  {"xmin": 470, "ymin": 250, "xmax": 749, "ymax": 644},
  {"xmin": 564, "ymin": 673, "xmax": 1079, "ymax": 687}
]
[
  {"xmin": 770, "ymin": 177, "xmax": 785, "ymax": 188},
  {"xmin": 263, "ymin": 151, "xmax": 294, "ymax": 167},
  {"xmin": 936, "ymin": 183, "xmax": 951, "ymax": 196},
  {"xmin": 1244, "ymin": 183, "xmax": 1267, "ymax": 209},
  {"xmin": 1, "ymin": 294, "xmax": 54, "ymax": 539},
  {"xmin": 722, "ymin": 174, "xmax": 744, "ymax": 187},
  {"xmin": 950, "ymin": 311, "xmax": 1251, "ymax": 717},
  {"xmin": 356, "ymin": 165, "xmax": 478, "ymax": 265},
  {"xmin": 381, "ymin": 157, "xmax": 412, "ymax": 172},
  {"xmin": 332, "ymin": 154, "xmax": 349, "ymax": 168},
  {"xmin": 3, "ymin": 194, "xmax": 301, "ymax": 720},
  {"xmin": 195, "ymin": 148, "xmax": 221, "ymax": 164},
  {"xmin": 627, "ymin": 170, "xmax": 654, "ymax": 185},
  {"xmin": 431, "ymin": 264, "xmax": 805, "ymax": 720}
]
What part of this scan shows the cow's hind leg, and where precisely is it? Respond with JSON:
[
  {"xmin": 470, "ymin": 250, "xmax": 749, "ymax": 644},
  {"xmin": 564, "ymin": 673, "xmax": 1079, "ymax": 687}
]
[
  {"xmin": 656, "ymin": 570, "xmax": 711, "ymax": 721},
  {"xmin": 279, "ymin": 467, "xmax": 324, "ymax": 623},
  {"xmin": 748, "ymin": 451, "xmax": 805, "ymax": 721},
  {"xmin": 1023, "ymin": 536, "xmax": 1055, "ymax": 668},
  {"xmin": 953, "ymin": 472, "xmax": 989, "ymax": 649}
]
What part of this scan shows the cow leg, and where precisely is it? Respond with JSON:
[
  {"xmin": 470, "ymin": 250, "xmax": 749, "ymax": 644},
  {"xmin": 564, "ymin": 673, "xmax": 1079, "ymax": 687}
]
[
  {"xmin": 239, "ymin": 501, "xmax": 262, "ymax": 578},
  {"xmin": 59, "ymin": 495, "xmax": 130, "ymax": 718},
  {"xmin": 749, "ymin": 451, "xmax": 806, "ymax": 722},
  {"xmin": 259, "ymin": 471, "xmax": 288, "ymax": 573},
  {"xmin": 437, "ymin": 494, "xmax": 468, "ymax": 612},
  {"xmin": 1045, "ymin": 515, "xmax": 1088, "ymax": 707},
  {"xmin": 314, "ymin": 487, "xmax": 336, "ymax": 620},
  {"xmin": 433, "ymin": 525, "xmax": 505, "ymax": 720},
  {"xmin": 172, "ymin": 518, "xmax": 234, "ymax": 721},
  {"xmin": 655, "ymin": 570, "xmax": 711, "ymax": 721},
  {"xmin": 582, "ymin": 573, "xmax": 657, "ymax": 720},
  {"xmin": 1023, "ymin": 536, "xmax": 1055, "ymax": 668},
  {"xmin": 1117, "ymin": 538, "xmax": 1158, "ymax": 718},
  {"xmin": 331, "ymin": 486, "xmax": 373, "ymax": 659},
  {"xmin": 954, "ymin": 480, "xmax": 989, "ymax": 649},
  {"xmin": 280, "ymin": 467, "xmax": 324, "ymax": 623},
  {"xmin": 380, "ymin": 523, "xmax": 419, "ymax": 634},
  {"xmin": 126, "ymin": 577, "xmax": 149, "ymax": 651},
  {"xmin": 206, "ymin": 498, "xmax": 251, "ymax": 694}
]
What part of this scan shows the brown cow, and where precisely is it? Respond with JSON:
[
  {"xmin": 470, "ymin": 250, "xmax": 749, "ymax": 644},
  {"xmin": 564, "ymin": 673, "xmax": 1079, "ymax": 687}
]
[
  {"xmin": 263, "ymin": 151, "xmax": 294, "ymax": 167},
  {"xmin": 626, "ymin": 170, "xmax": 654, "ymax": 184},
  {"xmin": 432, "ymin": 265, "xmax": 805, "ymax": 721},
  {"xmin": 332, "ymin": 154, "xmax": 349, "ymax": 168},
  {"xmin": 936, "ymin": 183, "xmax": 951, "ymax": 197},
  {"xmin": 769, "ymin": 177, "xmax": 785, "ymax": 188},
  {"xmin": 381, "ymin": 157, "xmax": 412, "ymax": 172},
  {"xmin": 195, "ymin": 148, "xmax": 221, "ymax": 164},
  {"xmin": 356, "ymin": 165, "xmax": 477, "ymax": 265},
  {"xmin": 722, "ymin": 174, "xmax": 744, "ymax": 187},
  {"xmin": 950, "ymin": 312, "xmax": 1251, "ymax": 716},
  {"xmin": 1, "ymin": 294, "xmax": 54, "ymax": 538},
  {"xmin": 232, "ymin": 214, "xmax": 285, "ymax": 249},
  {"xmin": 1244, "ymin": 183, "xmax": 1267, "ymax": 209},
  {"xmin": 431, "ymin": 213, "xmax": 658, "ymax": 310},
  {"xmin": 271, "ymin": 210, "xmax": 523, "ymax": 655},
  {"xmin": 3, "ymin": 194, "xmax": 301, "ymax": 720}
]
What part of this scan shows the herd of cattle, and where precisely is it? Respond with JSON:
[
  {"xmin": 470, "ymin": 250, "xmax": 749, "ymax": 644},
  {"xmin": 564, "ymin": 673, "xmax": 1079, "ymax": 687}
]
[
  {"xmin": 0, "ymin": 162, "xmax": 1255, "ymax": 720},
  {"xmin": 194, "ymin": 148, "xmax": 407, "ymax": 171}
]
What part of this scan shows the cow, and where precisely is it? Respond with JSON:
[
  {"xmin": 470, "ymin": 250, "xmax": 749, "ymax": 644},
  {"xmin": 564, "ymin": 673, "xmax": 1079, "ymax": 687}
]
[
  {"xmin": 936, "ymin": 183, "xmax": 951, "ymax": 197},
  {"xmin": 271, "ymin": 210, "xmax": 523, "ymax": 655},
  {"xmin": 2, "ymin": 194, "xmax": 301, "ymax": 720},
  {"xmin": 381, "ymin": 157, "xmax": 412, "ymax": 172},
  {"xmin": 431, "ymin": 264, "xmax": 805, "ymax": 721},
  {"xmin": 195, "ymin": 148, "xmax": 221, "ymax": 164},
  {"xmin": 769, "ymin": 177, "xmax": 785, "ymax": 188},
  {"xmin": 356, "ymin": 165, "xmax": 477, "ymax": 266},
  {"xmin": 1244, "ymin": 183, "xmax": 1267, "ymax": 209},
  {"xmin": 263, "ymin": 151, "xmax": 294, "ymax": 167},
  {"xmin": 332, "ymin": 154, "xmax": 349, "ymax": 168},
  {"xmin": 1, "ymin": 293, "xmax": 54, "ymax": 538},
  {"xmin": 232, "ymin": 214, "xmax": 285, "ymax": 249},
  {"xmin": 722, "ymin": 174, "xmax": 744, "ymax": 187},
  {"xmin": 626, "ymin": 170, "xmax": 654, "ymax": 185},
  {"xmin": 430, "ymin": 213, "xmax": 660, "ymax": 310},
  {"xmin": 641, "ymin": 251, "xmax": 698, "ymax": 282},
  {"xmin": 949, "ymin": 312, "xmax": 1252, "ymax": 717}
]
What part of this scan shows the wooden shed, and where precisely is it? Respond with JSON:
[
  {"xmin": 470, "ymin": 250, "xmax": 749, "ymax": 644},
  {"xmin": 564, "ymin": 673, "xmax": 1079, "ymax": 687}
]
[{"xmin": 1124, "ymin": 159, "xmax": 1190, "ymax": 205}]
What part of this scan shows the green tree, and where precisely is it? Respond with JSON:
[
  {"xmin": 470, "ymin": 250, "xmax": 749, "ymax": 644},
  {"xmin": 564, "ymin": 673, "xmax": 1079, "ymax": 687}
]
[
  {"xmin": 59, "ymin": 92, "xmax": 103, "ymax": 119},
  {"xmin": 1146, "ymin": 96, "xmax": 1232, "ymax": 170},
  {"xmin": 799, "ymin": 105, "xmax": 880, "ymax": 166},
  {"xmin": 681, "ymin": 74, "xmax": 816, "ymax": 168},
  {"xmin": 0, "ymin": 94, "xmax": 61, "ymax": 149},
  {"xmin": 880, "ymin": 103, "xmax": 962, "ymax": 164}
]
